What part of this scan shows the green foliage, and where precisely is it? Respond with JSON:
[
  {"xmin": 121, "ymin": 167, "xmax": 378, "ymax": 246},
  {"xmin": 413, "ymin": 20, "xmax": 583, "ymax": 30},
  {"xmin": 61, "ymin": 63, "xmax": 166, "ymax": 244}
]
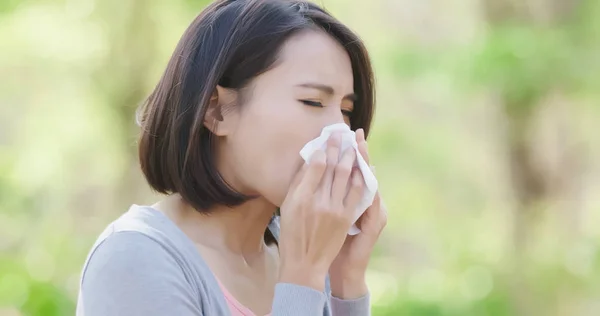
[
  {"xmin": 183, "ymin": 0, "xmax": 213, "ymax": 11},
  {"xmin": 0, "ymin": 257, "xmax": 74, "ymax": 316},
  {"xmin": 467, "ymin": 22, "xmax": 600, "ymax": 118},
  {"xmin": 471, "ymin": 26, "xmax": 565, "ymax": 114},
  {"xmin": 372, "ymin": 288, "xmax": 513, "ymax": 316},
  {"xmin": 1, "ymin": 0, "xmax": 599, "ymax": 315},
  {"xmin": 0, "ymin": 0, "xmax": 22, "ymax": 15}
]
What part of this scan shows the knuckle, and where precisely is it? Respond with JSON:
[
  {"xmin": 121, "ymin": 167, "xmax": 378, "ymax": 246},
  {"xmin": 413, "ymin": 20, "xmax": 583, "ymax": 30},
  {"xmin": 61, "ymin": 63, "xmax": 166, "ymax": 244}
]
[
  {"xmin": 377, "ymin": 206, "xmax": 388, "ymax": 228},
  {"xmin": 293, "ymin": 189, "xmax": 312, "ymax": 203},
  {"xmin": 326, "ymin": 156, "xmax": 338, "ymax": 166},
  {"xmin": 335, "ymin": 164, "xmax": 352, "ymax": 176},
  {"xmin": 352, "ymin": 178, "xmax": 364, "ymax": 189},
  {"xmin": 327, "ymin": 139, "xmax": 340, "ymax": 151},
  {"xmin": 342, "ymin": 147, "xmax": 355, "ymax": 159},
  {"xmin": 331, "ymin": 202, "xmax": 345, "ymax": 214},
  {"xmin": 310, "ymin": 158, "xmax": 327, "ymax": 170},
  {"xmin": 381, "ymin": 212, "xmax": 388, "ymax": 226},
  {"xmin": 313, "ymin": 201, "xmax": 330, "ymax": 213},
  {"xmin": 315, "ymin": 202, "xmax": 344, "ymax": 216},
  {"xmin": 332, "ymin": 209, "xmax": 348, "ymax": 222}
]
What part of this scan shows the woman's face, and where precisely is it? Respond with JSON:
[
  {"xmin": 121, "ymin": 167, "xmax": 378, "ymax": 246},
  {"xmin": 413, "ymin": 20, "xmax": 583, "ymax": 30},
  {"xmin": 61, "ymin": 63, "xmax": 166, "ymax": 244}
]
[{"xmin": 217, "ymin": 29, "xmax": 355, "ymax": 206}]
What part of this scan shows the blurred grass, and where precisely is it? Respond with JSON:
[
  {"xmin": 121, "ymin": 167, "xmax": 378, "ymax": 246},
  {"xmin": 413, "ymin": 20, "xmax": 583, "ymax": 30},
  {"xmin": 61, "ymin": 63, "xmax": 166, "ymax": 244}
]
[{"xmin": 1, "ymin": 0, "xmax": 600, "ymax": 315}]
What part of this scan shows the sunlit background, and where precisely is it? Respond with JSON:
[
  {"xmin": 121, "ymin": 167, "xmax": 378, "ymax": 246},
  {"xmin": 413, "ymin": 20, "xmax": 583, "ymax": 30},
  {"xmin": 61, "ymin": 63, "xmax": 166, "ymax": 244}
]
[{"xmin": 1, "ymin": 0, "xmax": 600, "ymax": 315}]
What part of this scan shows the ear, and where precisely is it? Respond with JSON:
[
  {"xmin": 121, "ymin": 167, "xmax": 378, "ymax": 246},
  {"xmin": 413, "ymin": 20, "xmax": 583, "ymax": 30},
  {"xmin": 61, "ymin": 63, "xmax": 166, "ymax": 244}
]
[{"xmin": 203, "ymin": 85, "xmax": 239, "ymax": 136}]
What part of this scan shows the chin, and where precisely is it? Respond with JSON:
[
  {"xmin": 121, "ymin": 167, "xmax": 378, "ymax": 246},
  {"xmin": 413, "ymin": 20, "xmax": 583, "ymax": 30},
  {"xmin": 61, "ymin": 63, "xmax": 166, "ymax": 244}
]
[
  {"xmin": 261, "ymin": 186, "xmax": 288, "ymax": 209},
  {"xmin": 260, "ymin": 170, "xmax": 299, "ymax": 208},
  {"xmin": 270, "ymin": 192, "xmax": 286, "ymax": 208}
]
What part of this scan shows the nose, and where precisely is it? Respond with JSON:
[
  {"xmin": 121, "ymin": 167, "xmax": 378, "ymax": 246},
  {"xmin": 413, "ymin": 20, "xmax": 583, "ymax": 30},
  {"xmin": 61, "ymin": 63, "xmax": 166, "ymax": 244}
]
[{"xmin": 325, "ymin": 107, "xmax": 346, "ymax": 126}]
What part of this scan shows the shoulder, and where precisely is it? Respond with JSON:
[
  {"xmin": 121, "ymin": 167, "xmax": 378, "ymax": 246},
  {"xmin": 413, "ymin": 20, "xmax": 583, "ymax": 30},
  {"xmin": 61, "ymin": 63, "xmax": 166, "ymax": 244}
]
[
  {"xmin": 78, "ymin": 231, "xmax": 202, "ymax": 316},
  {"xmin": 81, "ymin": 205, "xmax": 195, "ymax": 282},
  {"xmin": 82, "ymin": 231, "xmax": 182, "ymax": 280}
]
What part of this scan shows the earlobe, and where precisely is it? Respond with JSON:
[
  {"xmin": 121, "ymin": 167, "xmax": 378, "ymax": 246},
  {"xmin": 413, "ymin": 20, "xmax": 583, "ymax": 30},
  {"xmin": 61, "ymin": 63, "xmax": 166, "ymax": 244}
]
[{"xmin": 203, "ymin": 85, "xmax": 238, "ymax": 136}]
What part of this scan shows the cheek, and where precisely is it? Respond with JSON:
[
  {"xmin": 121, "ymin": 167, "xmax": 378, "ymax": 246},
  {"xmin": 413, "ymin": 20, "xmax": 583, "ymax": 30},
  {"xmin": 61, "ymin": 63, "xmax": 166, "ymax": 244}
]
[
  {"xmin": 263, "ymin": 148, "xmax": 304, "ymax": 206},
  {"xmin": 257, "ymin": 125, "xmax": 313, "ymax": 206},
  {"xmin": 234, "ymin": 103, "xmax": 322, "ymax": 205}
]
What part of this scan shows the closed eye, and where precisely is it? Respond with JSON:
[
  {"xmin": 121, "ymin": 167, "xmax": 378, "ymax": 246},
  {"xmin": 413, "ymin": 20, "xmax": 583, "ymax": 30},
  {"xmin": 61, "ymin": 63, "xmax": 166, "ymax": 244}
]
[
  {"xmin": 300, "ymin": 100, "xmax": 353, "ymax": 118},
  {"xmin": 300, "ymin": 100, "xmax": 323, "ymax": 107}
]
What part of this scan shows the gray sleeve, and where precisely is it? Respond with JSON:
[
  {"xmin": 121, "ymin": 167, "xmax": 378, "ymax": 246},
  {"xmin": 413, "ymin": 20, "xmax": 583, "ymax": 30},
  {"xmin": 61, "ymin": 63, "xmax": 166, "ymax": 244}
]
[
  {"xmin": 271, "ymin": 283, "xmax": 327, "ymax": 315},
  {"xmin": 78, "ymin": 232, "xmax": 202, "ymax": 316},
  {"xmin": 330, "ymin": 293, "xmax": 370, "ymax": 316}
]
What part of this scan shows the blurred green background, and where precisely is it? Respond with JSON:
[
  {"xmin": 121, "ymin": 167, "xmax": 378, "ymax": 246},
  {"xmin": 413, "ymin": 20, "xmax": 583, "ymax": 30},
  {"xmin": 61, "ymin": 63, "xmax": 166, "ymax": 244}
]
[{"xmin": 1, "ymin": 0, "xmax": 600, "ymax": 315}]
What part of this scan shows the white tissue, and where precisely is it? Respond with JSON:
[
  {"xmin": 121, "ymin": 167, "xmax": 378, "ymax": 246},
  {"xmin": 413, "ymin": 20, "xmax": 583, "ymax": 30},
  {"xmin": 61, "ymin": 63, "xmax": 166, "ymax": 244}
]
[{"xmin": 299, "ymin": 123, "xmax": 378, "ymax": 235}]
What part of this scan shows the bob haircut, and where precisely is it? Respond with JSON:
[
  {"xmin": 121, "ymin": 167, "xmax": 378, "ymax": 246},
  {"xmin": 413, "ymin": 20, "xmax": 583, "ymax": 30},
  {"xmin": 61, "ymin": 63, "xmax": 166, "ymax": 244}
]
[{"xmin": 137, "ymin": 0, "xmax": 375, "ymax": 213}]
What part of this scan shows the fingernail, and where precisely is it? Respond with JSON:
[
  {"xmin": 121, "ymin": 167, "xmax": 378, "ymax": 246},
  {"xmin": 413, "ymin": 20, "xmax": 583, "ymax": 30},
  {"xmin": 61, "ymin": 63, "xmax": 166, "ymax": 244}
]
[
  {"xmin": 327, "ymin": 133, "xmax": 339, "ymax": 145},
  {"xmin": 331, "ymin": 133, "xmax": 343, "ymax": 144}
]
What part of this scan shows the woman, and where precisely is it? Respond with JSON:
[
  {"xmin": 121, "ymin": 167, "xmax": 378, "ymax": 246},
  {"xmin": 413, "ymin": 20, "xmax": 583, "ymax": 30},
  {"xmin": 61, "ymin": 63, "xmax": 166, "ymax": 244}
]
[{"xmin": 77, "ymin": 0, "xmax": 387, "ymax": 315}]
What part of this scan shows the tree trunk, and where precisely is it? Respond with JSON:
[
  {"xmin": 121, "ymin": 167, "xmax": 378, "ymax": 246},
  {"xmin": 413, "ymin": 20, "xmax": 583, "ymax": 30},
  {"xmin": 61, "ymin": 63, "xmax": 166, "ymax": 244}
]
[
  {"xmin": 481, "ymin": 0, "xmax": 583, "ymax": 314},
  {"xmin": 93, "ymin": 0, "xmax": 160, "ymax": 211}
]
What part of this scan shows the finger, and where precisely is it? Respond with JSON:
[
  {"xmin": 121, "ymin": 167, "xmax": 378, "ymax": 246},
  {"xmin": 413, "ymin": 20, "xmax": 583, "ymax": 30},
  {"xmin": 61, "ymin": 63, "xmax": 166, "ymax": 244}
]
[
  {"xmin": 379, "ymin": 195, "xmax": 388, "ymax": 230},
  {"xmin": 356, "ymin": 128, "xmax": 370, "ymax": 165},
  {"xmin": 370, "ymin": 191, "xmax": 381, "ymax": 212},
  {"xmin": 344, "ymin": 169, "xmax": 364, "ymax": 211},
  {"xmin": 370, "ymin": 192, "xmax": 387, "ymax": 227},
  {"xmin": 355, "ymin": 193, "xmax": 386, "ymax": 238},
  {"xmin": 319, "ymin": 133, "xmax": 341, "ymax": 199},
  {"xmin": 357, "ymin": 128, "xmax": 366, "ymax": 143},
  {"xmin": 296, "ymin": 149, "xmax": 327, "ymax": 194},
  {"xmin": 331, "ymin": 148, "xmax": 356, "ymax": 203},
  {"xmin": 370, "ymin": 193, "xmax": 387, "ymax": 236},
  {"xmin": 354, "ymin": 205, "xmax": 371, "ymax": 230}
]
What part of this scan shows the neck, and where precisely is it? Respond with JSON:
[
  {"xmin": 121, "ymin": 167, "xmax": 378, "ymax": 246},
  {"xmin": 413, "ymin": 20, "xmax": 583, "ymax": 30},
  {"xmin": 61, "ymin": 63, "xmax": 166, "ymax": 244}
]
[{"xmin": 155, "ymin": 194, "xmax": 277, "ymax": 256}]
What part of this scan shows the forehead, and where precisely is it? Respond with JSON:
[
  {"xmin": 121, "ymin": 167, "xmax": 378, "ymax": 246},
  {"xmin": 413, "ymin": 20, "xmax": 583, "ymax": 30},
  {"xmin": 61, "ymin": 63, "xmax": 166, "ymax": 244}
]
[{"xmin": 272, "ymin": 29, "xmax": 354, "ymax": 92}]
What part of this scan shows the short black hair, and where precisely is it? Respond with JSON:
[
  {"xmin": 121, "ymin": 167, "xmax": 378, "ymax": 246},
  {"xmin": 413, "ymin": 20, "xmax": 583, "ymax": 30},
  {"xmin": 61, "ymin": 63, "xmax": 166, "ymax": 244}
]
[{"xmin": 137, "ymin": 0, "xmax": 376, "ymax": 213}]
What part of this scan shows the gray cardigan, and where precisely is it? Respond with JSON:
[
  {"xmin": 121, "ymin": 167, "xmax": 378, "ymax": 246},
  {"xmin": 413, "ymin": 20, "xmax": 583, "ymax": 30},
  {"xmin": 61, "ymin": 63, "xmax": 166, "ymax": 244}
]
[{"xmin": 76, "ymin": 205, "xmax": 370, "ymax": 315}]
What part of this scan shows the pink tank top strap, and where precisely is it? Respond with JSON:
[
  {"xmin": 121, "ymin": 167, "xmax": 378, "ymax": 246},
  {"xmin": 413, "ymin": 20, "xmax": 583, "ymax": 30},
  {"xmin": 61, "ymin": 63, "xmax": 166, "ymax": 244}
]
[{"xmin": 215, "ymin": 278, "xmax": 271, "ymax": 316}]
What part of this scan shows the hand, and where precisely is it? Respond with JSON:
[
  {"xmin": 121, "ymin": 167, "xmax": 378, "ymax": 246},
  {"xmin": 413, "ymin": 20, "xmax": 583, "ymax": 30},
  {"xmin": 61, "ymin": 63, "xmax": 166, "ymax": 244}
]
[
  {"xmin": 329, "ymin": 128, "xmax": 387, "ymax": 299},
  {"xmin": 278, "ymin": 133, "xmax": 364, "ymax": 292}
]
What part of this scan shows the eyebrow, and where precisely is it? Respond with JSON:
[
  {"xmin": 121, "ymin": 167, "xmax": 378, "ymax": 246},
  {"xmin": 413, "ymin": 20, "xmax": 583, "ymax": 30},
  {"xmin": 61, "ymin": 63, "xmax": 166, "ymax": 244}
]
[{"xmin": 296, "ymin": 83, "xmax": 357, "ymax": 102}]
